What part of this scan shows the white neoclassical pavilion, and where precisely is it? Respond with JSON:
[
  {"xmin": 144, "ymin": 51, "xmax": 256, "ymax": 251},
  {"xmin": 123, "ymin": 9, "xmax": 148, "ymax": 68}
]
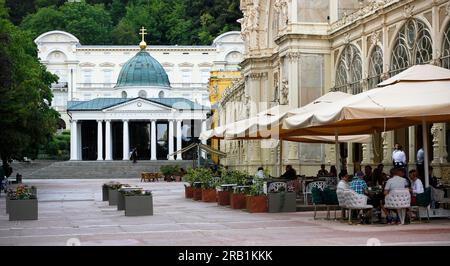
[{"xmin": 68, "ymin": 97, "xmax": 209, "ymax": 161}]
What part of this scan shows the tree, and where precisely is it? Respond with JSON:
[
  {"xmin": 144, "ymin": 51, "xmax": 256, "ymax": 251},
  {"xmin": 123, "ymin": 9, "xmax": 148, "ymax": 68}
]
[{"xmin": 0, "ymin": 0, "xmax": 60, "ymax": 168}]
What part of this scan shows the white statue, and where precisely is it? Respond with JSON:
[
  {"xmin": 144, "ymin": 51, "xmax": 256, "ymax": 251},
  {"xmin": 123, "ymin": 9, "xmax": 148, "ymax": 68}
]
[{"xmin": 281, "ymin": 79, "xmax": 289, "ymax": 105}]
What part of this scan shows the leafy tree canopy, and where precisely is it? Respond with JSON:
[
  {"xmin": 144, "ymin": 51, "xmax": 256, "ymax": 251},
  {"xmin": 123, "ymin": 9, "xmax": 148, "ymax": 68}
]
[
  {"xmin": 14, "ymin": 0, "xmax": 241, "ymax": 45},
  {"xmin": 0, "ymin": 0, "xmax": 60, "ymax": 165}
]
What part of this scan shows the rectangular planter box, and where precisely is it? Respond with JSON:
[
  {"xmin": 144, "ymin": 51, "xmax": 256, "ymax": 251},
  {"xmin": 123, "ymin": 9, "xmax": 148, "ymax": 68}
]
[
  {"xmin": 6, "ymin": 197, "xmax": 9, "ymax": 214},
  {"xmin": 230, "ymin": 193, "xmax": 247, "ymax": 209},
  {"xmin": 218, "ymin": 191, "xmax": 231, "ymax": 206},
  {"xmin": 202, "ymin": 189, "xmax": 216, "ymax": 202},
  {"xmin": 193, "ymin": 188, "xmax": 202, "ymax": 201},
  {"xmin": 246, "ymin": 196, "xmax": 268, "ymax": 213},
  {"xmin": 185, "ymin": 186, "xmax": 193, "ymax": 198},
  {"xmin": 117, "ymin": 192, "xmax": 126, "ymax": 211},
  {"xmin": 9, "ymin": 199, "xmax": 38, "ymax": 221},
  {"xmin": 268, "ymin": 192, "xmax": 297, "ymax": 213},
  {"xmin": 102, "ymin": 185, "xmax": 109, "ymax": 201},
  {"xmin": 108, "ymin": 188, "xmax": 119, "ymax": 206},
  {"xmin": 124, "ymin": 195, "xmax": 153, "ymax": 216}
]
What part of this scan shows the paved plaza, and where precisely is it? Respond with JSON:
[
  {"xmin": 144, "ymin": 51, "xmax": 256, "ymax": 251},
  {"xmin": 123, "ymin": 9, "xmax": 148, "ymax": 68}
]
[{"xmin": 1, "ymin": 179, "xmax": 450, "ymax": 246}]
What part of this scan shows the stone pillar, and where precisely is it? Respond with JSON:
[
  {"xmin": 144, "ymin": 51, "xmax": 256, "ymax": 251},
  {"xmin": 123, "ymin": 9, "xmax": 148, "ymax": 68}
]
[
  {"xmin": 201, "ymin": 119, "xmax": 207, "ymax": 159},
  {"xmin": 122, "ymin": 120, "xmax": 129, "ymax": 160},
  {"xmin": 288, "ymin": 142, "xmax": 298, "ymax": 161},
  {"xmin": 168, "ymin": 120, "xmax": 174, "ymax": 160},
  {"xmin": 361, "ymin": 140, "xmax": 374, "ymax": 165},
  {"xmin": 176, "ymin": 120, "xmax": 182, "ymax": 160},
  {"xmin": 287, "ymin": 52, "xmax": 300, "ymax": 108},
  {"xmin": 105, "ymin": 120, "xmax": 112, "ymax": 160},
  {"xmin": 151, "ymin": 120, "xmax": 157, "ymax": 160},
  {"xmin": 347, "ymin": 143, "xmax": 354, "ymax": 172},
  {"xmin": 97, "ymin": 120, "xmax": 103, "ymax": 160},
  {"xmin": 431, "ymin": 123, "xmax": 447, "ymax": 164},
  {"xmin": 408, "ymin": 126, "xmax": 416, "ymax": 165},
  {"xmin": 382, "ymin": 131, "xmax": 395, "ymax": 165},
  {"xmin": 70, "ymin": 120, "xmax": 78, "ymax": 160},
  {"xmin": 77, "ymin": 122, "xmax": 82, "ymax": 160}
]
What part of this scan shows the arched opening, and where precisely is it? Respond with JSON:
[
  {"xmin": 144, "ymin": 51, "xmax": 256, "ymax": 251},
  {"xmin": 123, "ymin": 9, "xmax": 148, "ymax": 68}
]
[
  {"xmin": 138, "ymin": 90, "xmax": 147, "ymax": 98},
  {"xmin": 121, "ymin": 91, "xmax": 127, "ymax": 98},
  {"xmin": 441, "ymin": 21, "xmax": 450, "ymax": 69},
  {"xmin": 368, "ymin": 45, "xmax": 383, "ymax": 89},
  {"xmin": 334, "ymin": 44, "xmax": 362, "ymax": 95},
  {"xmin": 158, "ymin": 91, "xmax": 165, "ymax": 98}
]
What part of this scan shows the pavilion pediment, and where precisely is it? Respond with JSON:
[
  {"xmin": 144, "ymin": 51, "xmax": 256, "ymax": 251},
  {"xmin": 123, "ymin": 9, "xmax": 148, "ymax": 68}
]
[{"xmin": 104, "ymin": 98, "xmax": 173, "ymax": 112}]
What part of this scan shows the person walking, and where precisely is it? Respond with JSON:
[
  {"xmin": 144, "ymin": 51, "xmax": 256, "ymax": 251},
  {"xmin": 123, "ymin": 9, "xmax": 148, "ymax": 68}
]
[{"xmin": 131, "ymin": 147, "xmax": 138, "ymax": 163}]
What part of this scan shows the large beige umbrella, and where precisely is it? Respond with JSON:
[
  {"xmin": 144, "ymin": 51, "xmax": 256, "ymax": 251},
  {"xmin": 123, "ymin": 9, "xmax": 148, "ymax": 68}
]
[{"xmin": 282, "ymin": 64, "xmax": 450, "ymax": 186}]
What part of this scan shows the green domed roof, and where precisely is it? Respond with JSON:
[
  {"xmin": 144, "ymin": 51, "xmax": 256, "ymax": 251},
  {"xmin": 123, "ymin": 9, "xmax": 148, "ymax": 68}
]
[{"xmin": 115, "ymin": 50, "xmax": 170, "ymax": 88}]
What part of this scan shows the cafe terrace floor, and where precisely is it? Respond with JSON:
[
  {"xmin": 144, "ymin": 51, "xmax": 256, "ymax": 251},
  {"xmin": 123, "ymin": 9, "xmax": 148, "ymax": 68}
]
[{"xmin": 1, "ymin": 179, "xmax": 450, "ymax": 246}]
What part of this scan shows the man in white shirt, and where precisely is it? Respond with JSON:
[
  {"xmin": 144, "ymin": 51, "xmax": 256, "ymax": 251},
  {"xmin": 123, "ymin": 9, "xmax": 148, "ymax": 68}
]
[
  {"xmin": 255, "ymin": 167, "xmax": 266, "ymax": 179},
  {"xmin": 384, "ymin": 168, "xmax": 409, "ymax": 196},
  {"xmin": 337, "ymin": 171, "xmax": 350, "ymax": 191},
  {"xmin": 409, "ymin": 169, "xmax": 424, "ymax": 195},
  {"xmin": 392, "ymin": 143, "xmax": 407, "ymax": 167}
]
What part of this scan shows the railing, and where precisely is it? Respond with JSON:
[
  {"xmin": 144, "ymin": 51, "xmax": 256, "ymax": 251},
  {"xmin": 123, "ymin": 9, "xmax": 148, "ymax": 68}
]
[
  {"xmin": 51, "ymin": 82, "xmax": 68, "ymax": 89},
  {"xmin": 77, "ymin": 83, "xmax": 116, "ymax": 89}
]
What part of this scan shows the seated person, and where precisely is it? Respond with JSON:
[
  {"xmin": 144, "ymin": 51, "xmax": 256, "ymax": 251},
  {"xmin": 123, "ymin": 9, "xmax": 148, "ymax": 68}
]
[
  {"xmin": 337, "ymin": 171, "xmax": 350, "ymax": 191},
  {"xmin": 363, "ymin": 165, "xmax": 373, "ymax": 187},
  {"xmin": 280, "ymin": 165, "xmax": 297, "ymax": 180},
  {"xmin": 255, "ymin": 167, "xmax": 266, "ymax": 179},
  {"xmin": 317, "ymin": 164, "xmax": 329, "ymax": 177},
  {"xmin": 383, "ymin": 167, "xmax": 409, "ymax": 224},
  {"xmin": 372, "ymin": 164, "xmax": 386, "ymax": 187},
  {"xmin": 350, "ymin": 171, "xmax": 368, "ymax": 195},
  {"xmin": 428, "ymin": 166, "xmax": 439, "ymax": 188},
  {"xmin": 409, "ymin": 169, "xmax": 424, "ymax": 204},
  {"xmin": 329, "ymin": 165, "xmax": 337, "ymax": 177}
]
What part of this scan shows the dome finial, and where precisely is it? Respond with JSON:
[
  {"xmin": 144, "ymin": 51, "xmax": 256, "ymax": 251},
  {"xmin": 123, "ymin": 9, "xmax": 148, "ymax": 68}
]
[{"xmin": 139, "ymin": 26, "xmax": 147, "ymax": 50}]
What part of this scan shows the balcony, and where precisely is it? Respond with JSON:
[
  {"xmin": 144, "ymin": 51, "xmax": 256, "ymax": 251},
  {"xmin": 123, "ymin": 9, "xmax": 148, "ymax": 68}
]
[
  {"xmin": 77, "ymin": 83, "xmax": 116, "ymax": 89},
  {"xmin": 51, "ymin": 82, "xmax": 68, "ymax": 90}
]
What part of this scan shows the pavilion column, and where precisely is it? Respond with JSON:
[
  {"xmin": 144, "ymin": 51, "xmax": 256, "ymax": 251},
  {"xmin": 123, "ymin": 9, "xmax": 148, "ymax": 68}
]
[
  {"xmin": 77, "ymin": 122, "xmax": 82, "ymax": 160},
  {"xmin": 97, "ymin": 120, "xmax": 103, "ymax": 160},
  {"xmin": 105, "ymin": 120, "xmax": 112, "ymax": 160},
  {"xmin": 347, "ymin": 143, "xmax": 354, "ymax": 172},
  {"xmin": 382, "ymin": 131, "xmax": 395, "ymax": 166},
  {"xmin": 408, "ymin": 126, "xmax": 416, "ymax": 165},
  {"xmin": 70, "ymin": 120, "xmax": 79, "ymax": 160},
  {"xmin": 201, "ymin": 119, "xmax": 207, "ymax": 158},
  {"xmin": 122, "ymin": 120, "xmax": 129, "ymax": 160},
  {"xmin": 431, "ymin": 123, "xmax": 448, "ymax": 164},
  {"xmin": 176, "ymin": 120, "xmax": 182, "ymax": 160},
  {"xmin": 168, "ymin": 120, "xmax": 174, "ymax": 160},
  {"xmin": 151, "ymin": 120, "xmax": 157, "ymax": 160},
  {"xmin": 361, "ymin": 140, "xmax": 374, "ymax": 165}
]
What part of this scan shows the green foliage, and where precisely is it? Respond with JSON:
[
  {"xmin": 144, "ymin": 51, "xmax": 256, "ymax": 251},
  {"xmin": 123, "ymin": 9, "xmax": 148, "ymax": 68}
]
[
  {"xmin": 182, "ymin": 167, "xmax": 197, "ymax": 186},
  {"xmin": 40, "ymin": 130, "xmax": 70, "ymax": 160},
  {"xmin": 248, "ymin": 178, "xmax": 265, "ymax": 196},
  {"xmin": 160, "ymin": 165, "xmax": 179, "ymax": 177},
  {"xmin": 220, "ymin": 169, "xmax": 248, "ymax": 186},
  {"xmin": 183, "ymin": 167, "xmax": 214, "ymax": 189},
  {"xmin": 0, "ymin": 1, "xmax": 60, "ymax": 164},
  {"xmin": 15, "ymin": 0, "xmax": 241, "ymax": 45}
]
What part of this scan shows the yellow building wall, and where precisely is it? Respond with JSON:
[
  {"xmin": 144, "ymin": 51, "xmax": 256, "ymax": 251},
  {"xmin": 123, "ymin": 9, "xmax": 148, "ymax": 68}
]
[{"xmin": 208, "ymin": 71, "xmax": 241, "ymax": 164}]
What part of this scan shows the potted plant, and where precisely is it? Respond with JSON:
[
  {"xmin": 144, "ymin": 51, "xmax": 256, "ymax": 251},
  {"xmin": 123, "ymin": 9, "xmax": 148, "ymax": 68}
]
[
  {"xmin": 229, "ymin": 170, "xmax": 250, "ymax": 209},
  {"xmin": 106, "ymin": 182, "xmax": 128, "ymax": 206},
  {"xmin": 8, "ymin": 185, "xmax": 38, "ymax": 221},
  {"xmin": 182, "ymin": 168, "xmax": 196, "ymax": 198},
  {"xmin": 102, "ymin": 181, "xmax": 120, "ymax": 201},
  {"xmin": 197, "ymin": 168, "xmax": 216, "ymax": 202},
  {"xmin": 267, "ymin": 183, "xmax": 297, "ymax": 213},
  {"xmin": 118, "ymin": 187, "xmax": 143, "ymax": 211},
  {"xmin": 246, "ymin": 178, "xmax": 268, "ymax": 213},
  {"xmin": 160, "ymin": 165, "xmax": 179, "ymax": 181},
  {"xmin": 216, "ymin": 168, "xmax": 237, "ymax": 206},
  {"xmin": 124, "ymin": 190, "xmax": 153, "ymax": 216}
]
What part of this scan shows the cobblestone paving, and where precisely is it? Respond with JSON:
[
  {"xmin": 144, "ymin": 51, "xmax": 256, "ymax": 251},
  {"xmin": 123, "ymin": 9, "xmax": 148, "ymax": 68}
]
[{"xmin": 1, "ymin": 179, "xmax": 450, "ymax": 246}]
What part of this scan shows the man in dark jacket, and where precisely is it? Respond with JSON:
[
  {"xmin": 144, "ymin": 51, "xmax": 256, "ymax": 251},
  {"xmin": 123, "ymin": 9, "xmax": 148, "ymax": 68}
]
[{"xmin": 281, "ymin": 165, "xmax": 297, "ymax": 180}]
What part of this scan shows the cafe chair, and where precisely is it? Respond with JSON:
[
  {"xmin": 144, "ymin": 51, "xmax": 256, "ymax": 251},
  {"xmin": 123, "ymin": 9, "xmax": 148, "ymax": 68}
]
[
  {"xmin": 336, "ymin": 189, "xmax": 348, "ymax": 219},
  {"xmin": 311, "ymin": 187, "xmax": 327, "ymax": 220},
  {"xmin": 411, "ymin": 187, "xmax": 431, "ymax": 222},
  {"xmin": 344, "ymin": 190, "xmax": 373, "ymax": 224},
  {"xmin": 268, "ymin": 182, "xmax": 287, "ymax": 193},
  {"xmin": 384, "ymin": 189, "xmax": 411, "ymax": 225},
  {"xmin": 323, "ymin": 188, "xmax": 339, "ymax": 220},
  {"xmin": 304, "ymin": 181, "xmax": 326, "ymax": 205}
]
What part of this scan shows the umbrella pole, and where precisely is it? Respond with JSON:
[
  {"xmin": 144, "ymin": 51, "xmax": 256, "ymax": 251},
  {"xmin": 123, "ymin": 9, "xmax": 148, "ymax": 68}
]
[
  {"xmin": 279, "ymin": 140, "xmax": 283, "ymax": 176},
  {"xmin": 335, "ymin": 131, "xmax": 340, "ymax": 175},
  {"xmin": 422, "ymin": 120, "xmax": 430, "ymax": 188}
]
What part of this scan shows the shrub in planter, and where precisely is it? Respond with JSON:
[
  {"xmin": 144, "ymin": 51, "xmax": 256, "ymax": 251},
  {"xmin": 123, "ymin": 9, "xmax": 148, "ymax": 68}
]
[
  {"xmin": 230, "ymin": 186, "xmax": 249, "ymax": 209},
  {"xmin": 8, "ymin": 185, "xmax": 38, "ymax": 221},
  {"xmin": 196, "ymin": 168, "xmax": 217, "ymax": 202},
  {"xmin": 217, "ymin": 189, "xmax": 231, "ymax": 206},
  {"xmin": 182, "ymin": 168, "xmax": 197, "ymax": 198},
  {"xmin": 118, "ymin": 187, "xmax": 143, "ymax": 211},
  {"xmin": 160, "ymin": 165, "xmax": 179, "ymax": 181},
  {"xmin": 124, "ymin": 190, "xmax": 153, "ymax": 216},
  {"xmin": 246, "ymin": 178, "xmax": 268, "ymax": 213}
]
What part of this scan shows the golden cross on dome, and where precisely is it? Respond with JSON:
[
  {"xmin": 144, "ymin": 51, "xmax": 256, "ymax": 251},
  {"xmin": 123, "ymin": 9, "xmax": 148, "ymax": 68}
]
[{"xmin": 140, "ymin": 26, "xmax": 147, "ymax": 42}]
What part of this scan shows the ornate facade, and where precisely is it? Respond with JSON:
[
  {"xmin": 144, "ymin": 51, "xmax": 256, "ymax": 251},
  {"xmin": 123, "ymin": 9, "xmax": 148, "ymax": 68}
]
[{"xmin": 220, "ymin": 0, "xmax": 450, "ymax": 183}]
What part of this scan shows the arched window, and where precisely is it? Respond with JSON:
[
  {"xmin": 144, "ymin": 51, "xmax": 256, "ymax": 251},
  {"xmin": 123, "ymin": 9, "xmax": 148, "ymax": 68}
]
[
  {"xmin": 390, "ymin": 19, "xmax": 432, "ymax": 76},
  {"xmin": 138, "ymin": 90, "xmax": 147, "ymax": 98},
  {"xmin": 334, "ymin": 44, "xmax": 362, "ymax": 94},
  {"xmin": 158, "ymin": 91, "xmax": 165, "ymax": 98},
  {"xmin": 121, "ymin": 91, "xmax": 127, "ymax": 98},
  {"xmin": 368, "ymin": 45, "xmax": 383, "ymax": 89},
  {"xmin": 442, "ymin": 21, "xmax": 450, "ymax": 69}
]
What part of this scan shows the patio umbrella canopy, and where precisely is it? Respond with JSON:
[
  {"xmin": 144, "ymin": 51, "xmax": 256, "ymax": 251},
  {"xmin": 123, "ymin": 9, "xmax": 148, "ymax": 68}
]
[{"xmin": 281, "ymin": 64, "xmax": 450, "ymax": 187}]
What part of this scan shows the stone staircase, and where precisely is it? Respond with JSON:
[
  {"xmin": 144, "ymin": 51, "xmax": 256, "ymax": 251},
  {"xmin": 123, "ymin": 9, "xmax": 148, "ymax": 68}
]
[{"xmin": 13, "ymin": 160, "xmax": 193, "ymax": 179}]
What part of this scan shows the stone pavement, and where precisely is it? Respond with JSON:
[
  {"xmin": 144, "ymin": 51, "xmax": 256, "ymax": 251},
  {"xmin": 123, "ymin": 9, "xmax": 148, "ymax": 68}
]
[{"xmin": 1, "ymin": 179, "xmax": 450, "ymax": 246}]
